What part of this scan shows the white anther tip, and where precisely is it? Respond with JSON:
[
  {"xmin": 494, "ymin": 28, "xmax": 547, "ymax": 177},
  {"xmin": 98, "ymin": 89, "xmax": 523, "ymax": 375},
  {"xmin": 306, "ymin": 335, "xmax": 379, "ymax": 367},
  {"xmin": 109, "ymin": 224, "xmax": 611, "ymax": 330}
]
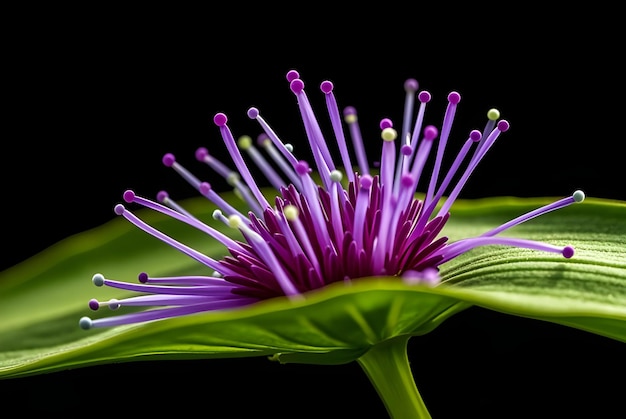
[
  {"xmin": 79, "ymin": 317, "xmax": 93, "ymax": 330},
  {"xmin": 92, "ymin": 273, "xmax": 105, "ymax": 287},
  {"xmin": 572, "ymin": 190, "xmax": 585, "ymax": 203}
]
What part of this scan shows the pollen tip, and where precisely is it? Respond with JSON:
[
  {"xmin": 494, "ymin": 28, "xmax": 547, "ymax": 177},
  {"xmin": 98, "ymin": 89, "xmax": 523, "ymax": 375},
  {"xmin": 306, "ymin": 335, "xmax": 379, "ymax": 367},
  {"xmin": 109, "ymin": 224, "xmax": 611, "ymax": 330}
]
[
  {"xmin": 79, "ymin": 317, "xmax": 93, "ymax": 330},
  {"xmin": 213, "ymin": 113, "xmax": 228, "ymax": 127},
  {"xmin": 92, "ymin": 273, "xmax": 105, "ymax": 287},
  {"xmin": 320, "ymin": 80, "xmax": 333, "ymax": 94},
  {"xmin": 114, "ymin": 204, "xmax": 125, "ymax": 215},
  {"xmin": 404, "ymin": 78, "xmax": 418, "ymax": 92},
  {"xmin": 418, "ymin": 91, "xmax": 431, "ymax": 103},
  {"xmin": 257, "ymin": 133, "xmax": 270, "ymax": 146},
  {"xmin": 562, "ymin": 245, "xmax": 575, "ymax": 258},
  {"xmin": 122, "ymin": 190, "xmax": 135, "ymax": 203},
  {"xmin": 238, "ymin": 135, "xmax": 252, "ymax": 150},
  {"xmin": 286, "ymin": 69, "xmax": 299, "ymax": 82},
  {"xmin": 156, "ymin": 190, "xmax": 169, "ymax": 203},
  {"xmin": 212, "ymin": 209, "xmax": 223, "ymax": 220},
  {"xmin": 283, "ymin": 204, "xmax": 299, "ymax": 220},
  {"xmin": 497, "ymin": 120, "xmax": 510, "ymax": 132},
  {"xmin": 424, "ymin": 125, "xmax": 438, "ymax": 140},
  {"xmin": 88, "ymin": 299, "xmax": 100, "ymax": 310},
  {"xmin": 379, "ymin": 118, "xmax": 393, "ymax": 130},
  {"xmin": 295, "ymin": 160, "xmax": 310, "ymax": 175},
  {"xmin": 290, "ymin": 78, "xmax": 304, "ymax": 94},
  {"xmin": 487, "ymin": 108, "xmax": 500, "ymax": 121},
  {"xmin": 247, "ymin": 107, "xmax": 259, "ymax": 119},
  {"xmin": 330, "ymin": 169, "xmax": 343, "ymax": 182},
  {"xmin": 572, "ymin": 190, "xmax": 585, "ymax": 203},
  {"xmin": 401, "ymin": 144, "xmax": 412, "ymax": 156},
  {"xmin": 381, "ymin": 127, "xmax": 397, "ymax": 142},
  {"xmin": 448, "ymin": 91, "xmax": 461, "ymax": 104},
  {"xmin": 359, "ymin": 174, "xmax": 373, "ymax": 189},
  {"xmin": 228, "ymin": 215, "xmax": 243, "ymax": 228},
  {"xmin": 401, "ymin": 174, "xmax": 414, "ymax": 188},
  {"xmin": 162, "ymin": 153, "xmax": 175, "ymax": 167},
  {"xmin": 200, "ymin": 182, "xmax": 211, "ymax": 195},
  {"xmin": 469, "ymin": 130, "xmax": 482, "ymax": 142},
  {"xmin": 195, "ymin": 147, "xmax": 208, "ymax": 161},
  {"xmin": 138, "ymin": 272, "xmax": 149, "ymax": 283},
  {"xmin": 107, "ymin": 299, "xmax": 120, "ymax": 310}
]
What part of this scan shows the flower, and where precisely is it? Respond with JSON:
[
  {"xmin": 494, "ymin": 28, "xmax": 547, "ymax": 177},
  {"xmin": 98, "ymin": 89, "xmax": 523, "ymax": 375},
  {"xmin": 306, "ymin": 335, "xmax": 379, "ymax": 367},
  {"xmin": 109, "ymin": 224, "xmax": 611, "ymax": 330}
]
[{"xmin": 79, "ymin": 69, "xmax": 584, "ymax": 330}]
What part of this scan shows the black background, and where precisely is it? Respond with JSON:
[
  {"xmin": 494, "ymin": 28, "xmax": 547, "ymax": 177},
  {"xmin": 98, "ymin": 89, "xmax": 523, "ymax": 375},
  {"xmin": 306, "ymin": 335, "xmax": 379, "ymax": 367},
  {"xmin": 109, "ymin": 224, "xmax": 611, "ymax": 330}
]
[{"xmin": 2, "ymin": 4, "xmax": 625, "ymax": 418}]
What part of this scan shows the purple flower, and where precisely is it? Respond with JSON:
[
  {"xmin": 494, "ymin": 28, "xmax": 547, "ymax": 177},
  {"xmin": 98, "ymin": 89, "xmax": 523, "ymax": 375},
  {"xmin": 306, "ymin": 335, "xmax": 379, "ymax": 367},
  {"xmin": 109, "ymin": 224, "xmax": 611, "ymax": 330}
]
[{"xmin": 79, "ymin": 70, "xmax": 584, "ymax": 330}]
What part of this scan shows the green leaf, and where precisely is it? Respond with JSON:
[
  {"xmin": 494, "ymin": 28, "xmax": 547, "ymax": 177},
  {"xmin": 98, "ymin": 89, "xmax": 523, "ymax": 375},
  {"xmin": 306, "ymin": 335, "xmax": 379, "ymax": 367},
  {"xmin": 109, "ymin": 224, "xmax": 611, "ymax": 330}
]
[{"xmin": 0, "ymin": 194, "xmax": 624, "ymax": 379}]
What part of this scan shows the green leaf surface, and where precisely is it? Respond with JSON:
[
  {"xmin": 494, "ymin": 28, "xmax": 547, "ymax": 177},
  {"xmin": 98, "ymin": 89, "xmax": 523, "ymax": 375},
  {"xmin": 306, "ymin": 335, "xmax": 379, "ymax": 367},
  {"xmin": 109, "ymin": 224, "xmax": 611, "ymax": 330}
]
[{"xmin": 0, "ymin": 194, "xmax": 624, "ymax": 379}]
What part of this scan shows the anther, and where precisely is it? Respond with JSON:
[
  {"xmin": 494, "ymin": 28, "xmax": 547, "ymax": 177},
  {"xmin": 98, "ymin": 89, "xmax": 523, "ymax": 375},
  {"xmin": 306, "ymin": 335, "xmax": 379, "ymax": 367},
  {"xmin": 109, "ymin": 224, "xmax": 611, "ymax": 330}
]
[
  {"xmin": 381, "ymin": 127, "xmax": 397, "ymax": 142},
  {"xmin": 283, "ymin": 205, "xmax": 299, "ymax": 221},
  {"xmin": 330, "ymin": 170, "xmax": 343, "ymax": 182},
  {"xmin": 290, "ymin": 79, "xmax": 304, "ymax": 94},
  {"xmin": 92, "ymin": 273, "xmax": 105, "ymax": 287},
  {"xmin": 123, "ymin": 190, "xmax": 136, "ymax": 203},
  {"xmin": 114, "ymin": 204, "xmax": 125, "ymax": 215},
  {"xmin": 286, "ymin": 69, "xmax": 299, "ymax": 82},
  {"xmin": 213, "ymin": 113, "xmax": 228, "ymax": 127},
  {"xmin": 320, "ymin": 80, "xmax": 333, "ymax": 94},
  {"xmin": 162, "ymin": 153, "xmax": 175, "ymax": 167},
  {"xmin": 487, "ymin": 108, "xmax": 500, "ymax": 121},
  {"xmin": 573, "ymin": 190, "xmax": 585, "ymax": 203},
  {"xmin": 423, "ymin": 125, "xmax": 439, "ymax": 140},
  {"xmin": 418, "ymin": 91, "xmax": 431, "ymax": 103},
  {"xmin": 380, "ymin": 118, "xmax": 393, "ymax": 130},
  {"xmin": 79, "ymin": 317, "xmax": 93, "ymax": 330},
  {"xmin": 88, "ymin": 299, "xmax": 99, "ymax": 310},
  {"xmin": 563, "ymin": 245, "xmax": 575, "ymax": 258},
  {"xmin": 448, "ymin": 92, "xmax": 461, "ymax": 104},
  {"xmin": 497, "ymin": 120, "xmax": 510, "ymax": 132},
  {"xmin": 469, "ymin": 130, "xmax": 482, "ymax": 142},
  {"xmin": 195, "ymin": 147, "xmax": 208, "ymax": 161},
  {"xmin": 404, "ymin": 78, "xmax": 418, "ymax": 92},
  {"xmin": 238, "ymin": 135, "xmax": 252, "ymax": 150},
  {"xmin": 247, "ymin": 107, "xmax": 259, "ymax": 119}
]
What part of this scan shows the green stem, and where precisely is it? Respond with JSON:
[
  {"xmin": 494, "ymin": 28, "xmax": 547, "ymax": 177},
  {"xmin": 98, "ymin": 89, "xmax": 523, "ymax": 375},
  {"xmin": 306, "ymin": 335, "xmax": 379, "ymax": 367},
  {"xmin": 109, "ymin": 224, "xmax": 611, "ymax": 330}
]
[{"xmin": 357, "ymin": 336, "xmax": 431, "ymax": 419}]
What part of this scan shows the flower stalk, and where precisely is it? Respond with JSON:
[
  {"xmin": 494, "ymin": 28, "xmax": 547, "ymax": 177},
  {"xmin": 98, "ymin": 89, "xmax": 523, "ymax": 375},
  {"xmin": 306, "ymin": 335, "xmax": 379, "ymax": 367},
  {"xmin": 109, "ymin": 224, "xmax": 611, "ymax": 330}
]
[{"xmin": 357, "ymin": 336, "xmax": 431, "ymax": 419}]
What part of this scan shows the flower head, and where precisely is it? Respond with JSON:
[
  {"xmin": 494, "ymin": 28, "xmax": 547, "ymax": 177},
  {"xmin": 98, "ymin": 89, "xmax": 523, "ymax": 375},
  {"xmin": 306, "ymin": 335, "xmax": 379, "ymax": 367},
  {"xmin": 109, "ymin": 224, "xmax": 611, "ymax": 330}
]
[{"xmin": 80, "ymin": 70, "xmax": 584, "ymax": 330}]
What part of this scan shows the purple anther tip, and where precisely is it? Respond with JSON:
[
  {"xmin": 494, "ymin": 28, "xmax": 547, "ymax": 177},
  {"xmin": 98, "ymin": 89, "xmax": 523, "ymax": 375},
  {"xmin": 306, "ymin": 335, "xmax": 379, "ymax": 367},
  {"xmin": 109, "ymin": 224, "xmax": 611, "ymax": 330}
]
[
  {"xmin": 343, "ymin": 106, "xmax": 357, "ymax": 116},
  {"xmin": 401, "ymin": 144, "xmax": 412, "ymax": 156},
  {"xmin": 286, "ymin": 70, "xmax": 299, "ymax": 82},
  {"xmin": 469, "ymin": 130, "xmax": 482, "ymax": 142},
  {"xmin": 162, "ymin": 153, "xmax": 175, "ymax": 167},
  {"xmin": 114, "ymin": 204, "xmax": 125, "ymax": 215},
  {"xmin": 320, "ymin": 80, "xmax": 333, "ymax": 94},
  {"xmin": 295, "ymin": 160, "xmax": 310, "ymax": 175},
  {"xmin": 200, "ymin": 182, "xmax": 211, "ymax": 195},
  {"xmin": 563, "ymin": 245, "xmax": 575, "ymax": 259},
  {"xmin": 213, "ymin": 113, "xmax": 227, "ymax": 127},
  {"xmin": 123, "ymin": 190, "xmax": 135, "ymax": 203},
  {"xmin": 257, "ymin": 133, "xmax": 269, "ymax": 145},
  {"xmin": 247, "ymin": 107, "xmax": 259, "ymax": 119},
  {"xmin": 88, "ymin": 299, "xmax": 100, "ymax": 310},
  {"xmin": 290, "ymin": 79, "xmax": 305, "ymax": 94},
  {"xmin": 195, "ymin": 147, "xmax": 208, "ymax": 161},
  {"xmin": 401, "ymin": 174, "xmax": 414, "ymax": 188},
  {"xmin": 138, "ymin": 272, "xmax": 149, "ymax": 283},
  {"xmin": 379, "ymin": 118, "xmax": 393, "ymax": 130},
  {"xmin": 448, "ymin": 91, "xmax": 461, "ymax": 104},
  {"xmin": 360, "ymin": 175, "xmax": 373, "ymax": 189},
  {"xmin": 156, "ymin": 190, "xmax": 168, "ymax": 203},
  {"xmin": 418, "ymin": 91, "xmax": 431, "ymax": 103},
  {"xmin": 497, "ymin": 120, "xmax": 510, "ymax": 132},
  {"xmin": 404, "ymin": 78, "xmax": 418, "ymax": 92},
  {"xmin": 424, "ymin": 125, "xmax": 438, "ymax": 140}
]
